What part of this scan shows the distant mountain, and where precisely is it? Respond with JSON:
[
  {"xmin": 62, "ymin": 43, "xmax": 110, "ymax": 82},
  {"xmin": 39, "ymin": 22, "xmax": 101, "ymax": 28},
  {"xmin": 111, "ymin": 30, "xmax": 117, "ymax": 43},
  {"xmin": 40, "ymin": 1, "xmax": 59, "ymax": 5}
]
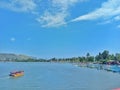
[{"xmin": 0, "ymin": 53, "xmax": 34, "ymax": 61}]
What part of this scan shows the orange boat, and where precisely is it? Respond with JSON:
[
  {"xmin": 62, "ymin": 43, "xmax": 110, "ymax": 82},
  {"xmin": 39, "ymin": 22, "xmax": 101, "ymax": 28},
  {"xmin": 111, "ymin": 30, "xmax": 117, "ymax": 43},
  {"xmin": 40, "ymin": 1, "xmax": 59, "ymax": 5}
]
[{"xmin": 9, "ymin": 71, "xmax": 24, "ymax": 77}]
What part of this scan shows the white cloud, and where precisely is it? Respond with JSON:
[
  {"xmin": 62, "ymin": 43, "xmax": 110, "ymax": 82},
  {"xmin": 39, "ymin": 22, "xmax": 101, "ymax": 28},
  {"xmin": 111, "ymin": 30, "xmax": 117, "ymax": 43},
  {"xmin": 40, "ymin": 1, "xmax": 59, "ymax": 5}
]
[
  {"xmin": 0, "ymin": 0, "xmax": 87, "ymax": 27},
  {"xmin": 114, "ymin": 16, "xmax": 120, "ymax": 21},
  {"xmin": 98, "ymin": 20, "xmax": 112, "ymax": 25},
  {"xmin": 36, "ymin": 0, "xmax": 87, "ymax": 27},
  {"xmin": 71, "ymin": 0, "xmax": 120, "ymax": 22},
  {"xmin": 10, "ymin": 37, "xmax": 16, "ymax": 42},
  {"xmin": 0, "ymin": 0, "xmax": 37, "ymax": 12},
  {"xmin": 51, "ymin": 0, "xmax": 79, "ymax": 11},
  {"xmin": 36, "ymin": 11, "xmax": 67, "ymax": 27}
]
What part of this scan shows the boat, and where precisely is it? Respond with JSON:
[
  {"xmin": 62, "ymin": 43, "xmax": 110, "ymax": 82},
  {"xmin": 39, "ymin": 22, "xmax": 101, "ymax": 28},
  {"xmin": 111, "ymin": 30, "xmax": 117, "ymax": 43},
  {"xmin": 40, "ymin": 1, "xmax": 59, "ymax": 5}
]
[{"xmin": 9, "ymin": 71, "xmax": 24, "ymax": 77}]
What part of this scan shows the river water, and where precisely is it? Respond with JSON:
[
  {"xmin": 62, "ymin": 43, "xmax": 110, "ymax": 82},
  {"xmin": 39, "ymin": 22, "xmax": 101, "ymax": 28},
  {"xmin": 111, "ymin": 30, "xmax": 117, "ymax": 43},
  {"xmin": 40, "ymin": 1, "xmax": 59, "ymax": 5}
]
[{"xmin": 0, "ymin": 62, "xmax": 120, "ymax": 90}]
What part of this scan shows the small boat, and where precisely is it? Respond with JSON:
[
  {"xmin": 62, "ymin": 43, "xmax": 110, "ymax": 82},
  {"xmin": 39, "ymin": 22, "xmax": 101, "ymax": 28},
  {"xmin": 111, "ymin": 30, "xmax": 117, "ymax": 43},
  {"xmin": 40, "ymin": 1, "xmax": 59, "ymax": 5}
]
[{"xmin": 9, "ymin": 71, "xmax": 24, "ymax": 77}]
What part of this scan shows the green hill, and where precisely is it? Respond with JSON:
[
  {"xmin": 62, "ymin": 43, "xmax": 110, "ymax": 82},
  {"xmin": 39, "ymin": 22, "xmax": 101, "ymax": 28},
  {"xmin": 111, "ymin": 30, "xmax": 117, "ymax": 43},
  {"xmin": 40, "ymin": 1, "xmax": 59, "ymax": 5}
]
[{"xmin": 0, "ymin": 53, "xmax": 34, "ymax": 62}]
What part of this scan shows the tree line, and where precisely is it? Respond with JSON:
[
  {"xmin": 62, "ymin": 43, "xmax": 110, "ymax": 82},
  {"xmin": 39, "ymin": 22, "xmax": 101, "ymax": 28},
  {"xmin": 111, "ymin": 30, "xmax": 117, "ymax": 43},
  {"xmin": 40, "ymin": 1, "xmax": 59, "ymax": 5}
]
[
  {"xmin": 1, "ymin": 50, "xmax": 120, "ymax": 63},
  {"xmin": 47, "ymin": 50, "xmax": 120, "ymax": 63}
]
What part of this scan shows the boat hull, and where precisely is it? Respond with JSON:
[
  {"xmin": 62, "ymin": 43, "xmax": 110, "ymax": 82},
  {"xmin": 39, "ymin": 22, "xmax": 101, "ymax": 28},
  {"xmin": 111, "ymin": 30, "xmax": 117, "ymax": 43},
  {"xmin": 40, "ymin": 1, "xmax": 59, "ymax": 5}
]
[{"xmin": 9, "ymin": 71, "xmax": 24, "ymax": 77}]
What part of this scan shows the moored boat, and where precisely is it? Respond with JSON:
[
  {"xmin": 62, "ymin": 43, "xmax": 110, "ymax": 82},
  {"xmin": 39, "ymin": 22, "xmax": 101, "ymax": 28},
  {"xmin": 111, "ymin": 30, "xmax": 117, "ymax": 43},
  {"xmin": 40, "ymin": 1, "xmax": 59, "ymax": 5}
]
[{"xmin": 9, "ymin": 71, "xmax": 24, "ymax": 77}]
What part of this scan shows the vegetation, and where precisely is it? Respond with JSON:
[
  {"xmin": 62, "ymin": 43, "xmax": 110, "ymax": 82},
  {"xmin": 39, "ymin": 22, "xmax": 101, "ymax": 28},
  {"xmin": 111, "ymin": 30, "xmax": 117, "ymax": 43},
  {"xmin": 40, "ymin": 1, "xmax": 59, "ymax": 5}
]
[
  {"xmin": 0, "ymin": 50, "xmax": 120, "ymax": 63},
  {"xmin": 48, "ymin": 50, "xmax": 120, "ymax": 64}
]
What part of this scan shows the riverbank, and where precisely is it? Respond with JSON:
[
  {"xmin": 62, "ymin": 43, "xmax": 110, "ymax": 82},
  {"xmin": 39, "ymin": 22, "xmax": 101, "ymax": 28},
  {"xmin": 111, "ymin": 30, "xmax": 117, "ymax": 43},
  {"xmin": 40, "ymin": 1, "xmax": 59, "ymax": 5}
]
[{"xmin": 74, "ymin": 63, "xmax": 120, "ymax": 73}]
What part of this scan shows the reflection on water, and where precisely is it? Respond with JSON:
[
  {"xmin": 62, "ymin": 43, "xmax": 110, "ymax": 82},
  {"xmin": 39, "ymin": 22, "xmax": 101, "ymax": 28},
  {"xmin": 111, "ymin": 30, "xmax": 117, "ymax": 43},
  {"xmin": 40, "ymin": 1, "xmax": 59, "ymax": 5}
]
[{"xmin": 0, "ymin": 62, "xmax": 120, "ymax": 90}]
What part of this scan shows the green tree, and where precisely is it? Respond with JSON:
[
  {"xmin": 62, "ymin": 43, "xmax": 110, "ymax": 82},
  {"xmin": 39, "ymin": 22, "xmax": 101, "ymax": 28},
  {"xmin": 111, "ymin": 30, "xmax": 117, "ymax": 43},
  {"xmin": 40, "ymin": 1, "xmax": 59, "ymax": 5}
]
[
  {"xmin": 86, "ymin": 53, "xmax": 90, "ymax": 57},
  {"xmin": 115, "ymin": 53, "xmax": 120, "ymax": 61},
  {"xmin": 102, "ymin": 50, "xmax": 109, "ymax": 60},
  {"xmin": 88, "ymin": 56, "xmax": 94, "ymax": 62},
  {"xmin": 86, "ymin": 53, "xmax": 90, "ymax": 62},
  {"xmin": 108, "ymin": 54, "xmax": 115, "ymax": 60}
]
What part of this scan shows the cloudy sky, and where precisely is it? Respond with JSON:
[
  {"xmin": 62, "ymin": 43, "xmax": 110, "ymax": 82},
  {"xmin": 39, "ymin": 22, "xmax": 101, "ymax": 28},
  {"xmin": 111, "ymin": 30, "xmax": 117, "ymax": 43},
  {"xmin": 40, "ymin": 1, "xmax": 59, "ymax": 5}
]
[{"xmin": 0, "ymin": 0, "xmax": 120, "ymax": 58}]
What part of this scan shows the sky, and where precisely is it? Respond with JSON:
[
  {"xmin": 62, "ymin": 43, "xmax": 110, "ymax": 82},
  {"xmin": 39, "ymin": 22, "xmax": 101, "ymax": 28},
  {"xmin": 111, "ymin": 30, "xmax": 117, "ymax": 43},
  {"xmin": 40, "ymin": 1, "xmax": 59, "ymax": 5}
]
[{"xmin": 0, "ymin": 0, "xmax": 120, "ymax": 58}]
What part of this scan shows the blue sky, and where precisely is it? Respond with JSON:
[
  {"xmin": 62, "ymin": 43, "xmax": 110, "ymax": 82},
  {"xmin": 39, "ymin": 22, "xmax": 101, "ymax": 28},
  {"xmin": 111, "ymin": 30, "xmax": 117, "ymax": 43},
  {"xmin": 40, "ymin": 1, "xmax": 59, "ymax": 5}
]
[{"xmin": 0, "ymin": 0, "xmax": 120, "ymax": 58}]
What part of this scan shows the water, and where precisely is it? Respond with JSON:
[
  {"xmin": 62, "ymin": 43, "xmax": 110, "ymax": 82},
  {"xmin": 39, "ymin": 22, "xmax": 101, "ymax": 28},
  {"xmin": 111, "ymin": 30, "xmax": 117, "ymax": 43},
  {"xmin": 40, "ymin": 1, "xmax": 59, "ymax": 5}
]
[{"xmin": 0, "ymin": 62, "xmax": 120, "ymax": 90}]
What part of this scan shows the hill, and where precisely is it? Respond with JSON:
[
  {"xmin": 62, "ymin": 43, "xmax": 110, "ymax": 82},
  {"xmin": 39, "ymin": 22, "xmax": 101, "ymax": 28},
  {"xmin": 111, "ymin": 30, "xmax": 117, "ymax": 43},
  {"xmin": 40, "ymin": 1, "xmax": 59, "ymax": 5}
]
[{"xmin": 0, "ymin": 53, "xmax": 34, "ymax": 62}]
